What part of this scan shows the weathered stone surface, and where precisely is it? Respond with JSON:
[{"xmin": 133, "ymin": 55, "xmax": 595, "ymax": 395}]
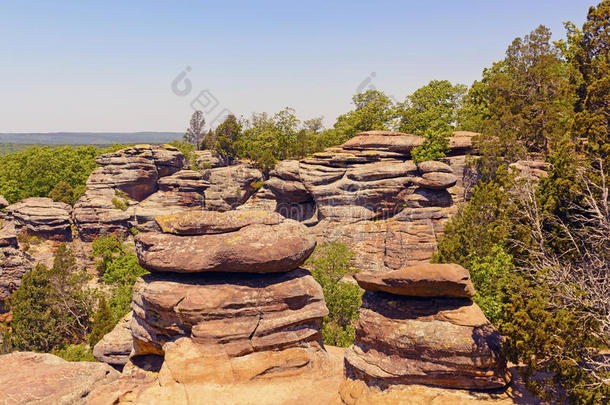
[
  {"xmin": 93, "ymin": 312, "xmax": 133, "ymax": 368},
  {"xmin": 0, "ymin": 247, "xmax": 31, "ymax": 313},
  {"xmin": 0, "ymin": 219, "xmax": 17, "ymax": 248},
  {"xmin": 355, "ymin": 263, "xmax": 475, "ymax": 298},
  {"xmin": 133, "ymin": 170, "xmax": 209, "ymax": 232},
  {"xmin": 342, "ymin": 131, "xmax": 424, "ymax": 153},
  {"xmin": 155, "ymin": 210, "xmax": 284, "ymax": 235},
  {"xmin": 417, "ymin": 172, "xmax": 458, "ymax": 190},
  {"xmin": 193, "ymin": 149, "xmax": 225, "ymax": 169},
  {"xmin": 335, "ymin": 377, "xmax": 518, "ymax": 405},
  {"xmin": 135, "ymin": 220, "xmax": 316, "ymax": 273},
  {"xmin": 202, "ymin": 163, "xmax": 263, "ymax": 211},
  {"xmin": 0, "ymin": 196, "xmax": 8, "ymax": 209},
  {"xmin": 6, "ymin": 197, "xmax": 72, "ymax": 241},
  {"xmin": 87, "ymin": 145, "xmax": 184, "ymax": 201},
  {"xmin": 345, "ymin": 292, "xmax": 510, "ymax": 390},
  {"xmin": 0, "ymin": 352, "xmax": 119, "ymax": 405},
  {"xmin": 417, "ymin": 160, "xmax": 453, "ymax": 173},
  {"xmin": 73, "ymin": 188, "xmax": 135, "ymax": 242},
  {"xmin": 131, "ymin": 269, "xmax": 328, "ymax": 357}
]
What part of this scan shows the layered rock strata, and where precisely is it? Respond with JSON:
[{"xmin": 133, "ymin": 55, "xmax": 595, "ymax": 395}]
[
  {"xmin": 342, "ymin": 263, "xmax": 510, "ymax": 399},
  {"xmin": 254, "ymin": 131, "xmax": 475, "ymax": 273},
  {"xmin": 6, "ymin": 197, "xmax": 73, "ymax": 241},
  {"xmin": 94, "ymin": 210, "xmax": 335, "ymax": 404}
]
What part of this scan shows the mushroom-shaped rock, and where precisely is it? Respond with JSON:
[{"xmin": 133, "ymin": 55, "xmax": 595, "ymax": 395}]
[
  {"xmin": 345, "ymin": 292, "xmax": 511, "ymax": 390},
  {"xmin": 135, "ymin": 215, "xmax": 316, "ymax": 273},
  {"xmin": 355, "ymin": 263, "xmax": 475, "ymax": 298},
  {"xmin": 417, "ymin": 160, "xmax": 453, "ymax": 173},
  {"xmin": 342, "ymin": 131, "xmax": 424, "ymax": 154},
  {"xmin": 155, "ymin": 210, "xmax": 284, "ymax": 235}
]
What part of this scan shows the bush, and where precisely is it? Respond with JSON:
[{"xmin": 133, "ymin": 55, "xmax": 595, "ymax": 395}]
[
  {"xmin": 411, "ymin": 128, "xmax": 450, "ymax": 163},
  {"xmin": 89, "ymin": 297, "xmax": 114, "ymax": 347},
  {"xmin": 52, "ymin": 343, "xmax": 96, "ymax": 362},
  {"xmin": 306, "ymin": 242, "xmax": 363, "ymax": 347}
]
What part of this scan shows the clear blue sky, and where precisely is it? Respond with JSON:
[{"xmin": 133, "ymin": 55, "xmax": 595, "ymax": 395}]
[{"xmin": 0, "ymin": 0, "xmax": 595, "ymax": 132}]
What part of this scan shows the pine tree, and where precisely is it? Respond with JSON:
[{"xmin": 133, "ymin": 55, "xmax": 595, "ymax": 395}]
[{"xmin": 89, "ymin": 297, "xmax": 114, "ymax": 347}]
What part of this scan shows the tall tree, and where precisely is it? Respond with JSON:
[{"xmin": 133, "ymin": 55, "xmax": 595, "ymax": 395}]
[
  {"xmin": 274, "ymin": 107, "xmax": 300, "ymax": 160},
  {"xmin": 214, "ymin": 114, "xmax": 242, "ymax": 164},
  {"xmin": 573, "ymin": 1, "xmax": 610, "ymax": 164},
  {"xmin": 183, "ymin": 110, "xmax": 206, "ymax": 149},
  {"xmin": 334, "ymin": 90, "xmax": 395, "ymax": 141},
  {"xmin": 398, "ymin": 80, "xmax": 466, "ymax": 134}
]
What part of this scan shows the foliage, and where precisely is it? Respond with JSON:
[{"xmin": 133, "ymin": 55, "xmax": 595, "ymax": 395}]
[
  {"xmin": 92, "ymin": 236, "xmax": 147, "ymax": 321},
  {"xmin": 89, "ymin": 297, "xmax": 114, "ymax": 347},
  {"xmin": 183, "ymin": 110, "xmax": 206, "ymax": 149},
  {"xmin": 49, "ymin": 181, "xmax": 77, "ymax": 205},
  {"xmin": 214, "ymin": 114, "xmax": 242, "ymax": 164},
  {"xmin": 334, "ymin": 90, "xmax": 396, "ymax": 141},
  {"xmin": 0, "ymin": 145, "xmax": 121, "ymax": 204},
  {"xmin": 10, "ymin": 244, "xmax": 95, "ymax": 352},
  {"xmin": 411, "ymin": 127, "xmax": 450, "ymax": 163},
  {"xmin": 306, "ymin": 242, "xmax": 363, "ymax": 347},
  {"xmin": 398, "ymin": 80, "xmax": 466, "ymax": 134},
  {"xmin": 51, "ymin": 343, "xmax": 96, "ymax": 362}
]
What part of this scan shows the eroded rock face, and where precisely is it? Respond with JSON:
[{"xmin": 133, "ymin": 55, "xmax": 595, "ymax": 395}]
[
  {"xmin": 135, "ymin": 215, "xmax": 316, "ymax": 273},
  {"xmin": 93, "ymin": 312, "xmax": 133, "ymax": 368},
  {"xmin": 6, "ymin": 197, "xmax": 73, "ymax": 241},
  {"xmin": 0, "ymin": 352, "xmax": 119, "ymax": 405},
  {"xmin": 354, "ymin": 263, "xmax": 475, "ymax": 298},
  {"xmin": 0, "ymin": 247, "xmax": 31, "ymax": 313},
  {"xmin": 202, "ymin": 163, "xmax": 263, "ymax": 211},
  {"xmin": 258, "ymin": 131, "xmax": 474, "ymax": 273},
  {"xmin": 345, "ymin": 292, "xmax": 510, "ymax": 390},
  {"xmin": 0, "ymin": 196, "xmax": 8, "ymax": 209},
  {"xmin": 131, "ymin": 268, "xmax": 327, "ymax": 357}
]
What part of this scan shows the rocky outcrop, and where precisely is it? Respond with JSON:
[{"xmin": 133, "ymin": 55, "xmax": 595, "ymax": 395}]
[
  {"xmin": 342, "ymin": 263, "xmax": 510, "ymax": 397},
  {"xmin": 0, "ymin": 247, "xmax": 31, "ymax": 313},
  {"xmin": 74, "ymin": 145, "xmax": 185, "ymax": 241},
  {"xmin": 93, "ymin": 312, "xmax": 134, "ymax": 369},
  {"xmin": 202, "ymin": 162, "xmax": 264, "ymax": 211},
  {"xmin": 6, "ymin": 197, "xmax": 73, "ymax": 241},
  {"xmin": 0, "ymin": 196, "xmax": 8, "ymax": 209},
  {"xmin": 135, "ymin": 213, "xmax": 315, "ymax": 273},
  {"xmin": 255, "ymin": 131, "xmax": 473, "ymax": 273},
  {"xmin": 87, "ymin": 210, "xmax": 336, "ymax": 404},
  {"xmin": 0, "ymin": 351, "xmax": 119, "ymax": 405}
]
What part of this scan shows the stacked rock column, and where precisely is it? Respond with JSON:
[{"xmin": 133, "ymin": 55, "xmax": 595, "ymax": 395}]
[
  {"xmin": 342, "ymin": 263, "xmax": 511, "ymax": 400},
  {"xmin": 128, "ymin": 210, "xmax": 332, "ymax": 403}
]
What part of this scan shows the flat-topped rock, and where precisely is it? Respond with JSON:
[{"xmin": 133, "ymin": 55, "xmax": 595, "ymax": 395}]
[
  {"xmin": 342, "ymin": 131, "xmax": 424, "ymax": 153},
  {"xmin": 135, "ymin": 219, "xmax": 315, "ymax": 273},
  {"xmin": 6, "ymin": 197, "xmax": 72, "ymax": 241},
  {"xmin": 345, "ymin": 292, "xmax": 510, "ymax": 390},
  {"xmin": 417, "ymin": 172, "xmax": 458, "ymax": 190},
  {"xmin": 155, "ymin": 210, "xmax": 284, "ymax": 235},
  {"xmin": 93, "ymin": 312, "xmax": 133, "ymax": 368},
  {"xmin": 0, "ymin": 352, "xmax": 119, "ymax": 405},
  {"xmin": 417, "ymin": 160, "xmax": 453, "ymax": 173},
  {"xmin": 355, "ymin": 263, "xmax": 475, "ymax": 298},
  {"xmin": 73, "ymin": 188, "xmax": 135, "ymax": 242}
]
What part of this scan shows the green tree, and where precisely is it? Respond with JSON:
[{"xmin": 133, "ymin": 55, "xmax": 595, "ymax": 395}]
[
  {"xmin": 334, "ymin": 90, "xmax": 395, "ymax": 141},
  {"xmin": 572, "ymin": 1, "xmax": 610, "ymax": 165},
  {"xmin": 183, "ymin": 110, "xmax": 206, "ymax": 149},
  {"xmin": 214, "ymin": 114, "xmax": 242, "ymax": 164},
  {"xmin": 49, "ymin": 181, "xmax": 75, "ymax": 205},
  {"xmin": 89, "ymin": 297, "xmax": 114, "ymax": 347},
  {"xmin": 274, "ymin": 107, "xmax": 300, "ymax": 160},
  {"xmin": 398, "ymin": 80, "xmax": 466, "ymax": 134},
  {"xmin": 411, "ymin": 127, "xmax": 450, "ymax": 163},
  {"xmin": 306, "ymin": 242, "xmax": 363, "ymax": 347}
]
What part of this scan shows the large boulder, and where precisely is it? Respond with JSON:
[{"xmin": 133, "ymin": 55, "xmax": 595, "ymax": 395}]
[
  {"xmin": 0, "ymin": 219, "xmax": 17, "ymax": 248},
  {"xmin": 345, "ymin": 292, "xmax": 510, "ymax": 390},
  {"xmin": 354, "ymin": 263, "xmax": 475, "ymax": 298},
  {"xmin": 135, "ymin": 215, "xmax": 316, "ymax": 273},
  {"xmin": 0, "ymin": 352, "xmax": 119, "ymax": 405},
  {"xmin": 6, "ymin": 197, "xmax": 73, "ymax": 241},
  {"xmin": 93, "ymin": 312, "xmax": 133, "ymax": 369},
  {"xmin": 73, "ymin": 188, "xmax": 135, "ymax": 242}
]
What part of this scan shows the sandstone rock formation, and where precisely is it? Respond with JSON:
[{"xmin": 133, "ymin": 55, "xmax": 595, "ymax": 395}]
[
  {"xmin": 0, "ymin": 351, "xmax": 119, "ymax": 405},
  {"xmin": 90, "ymin": 209, "xmax": 339, "ymax": 404},
  {"xmin": 0, "ymin": 195, "xmax": 8, "ymax": 209},
  {"xmin": 201, "ymin": 162, "xmax": 264, "ymax": 211},
  {"xmin": 341, "ymin": 263, "xmax": 510, "ymax": 400},
  {"xmin": 6, "ymin": 197, "xmax": 73, "ymax": 241},
  {"xmin": 93, "ymin": 312, "xmax": 134, "ymax": 369},
  {"xmin": 254, "ymin": 130, "xmax": 475, "ymax": 273},
  {"xmin": 0, "ymin": 247, "xmax": 31, "ymax": 313}
]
